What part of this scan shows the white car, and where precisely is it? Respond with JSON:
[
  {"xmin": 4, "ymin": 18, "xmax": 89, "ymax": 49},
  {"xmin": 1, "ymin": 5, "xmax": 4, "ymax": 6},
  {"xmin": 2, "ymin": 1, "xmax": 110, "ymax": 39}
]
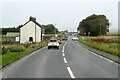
[
  {"xmin": 72, "ymin": 37, "xmax": 79, "ymax": 41},
  {"xmin": 48, "ymin": 39, "xmax": 59, "ymax": 49}
]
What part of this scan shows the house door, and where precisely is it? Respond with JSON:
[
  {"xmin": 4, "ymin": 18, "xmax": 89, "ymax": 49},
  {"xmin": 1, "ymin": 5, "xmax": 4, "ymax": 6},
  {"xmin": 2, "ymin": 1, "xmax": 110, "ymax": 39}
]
[{"xmin": 29, "ymin": 37, "xmax": 33, "ymax": 42}]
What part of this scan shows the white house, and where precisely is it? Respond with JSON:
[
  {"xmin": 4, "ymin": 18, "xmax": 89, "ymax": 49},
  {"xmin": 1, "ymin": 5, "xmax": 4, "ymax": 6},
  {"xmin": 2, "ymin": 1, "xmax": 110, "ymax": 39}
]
[{"xmin": 20, "ymin": 16, "xmax": 45, "ymax": 43}]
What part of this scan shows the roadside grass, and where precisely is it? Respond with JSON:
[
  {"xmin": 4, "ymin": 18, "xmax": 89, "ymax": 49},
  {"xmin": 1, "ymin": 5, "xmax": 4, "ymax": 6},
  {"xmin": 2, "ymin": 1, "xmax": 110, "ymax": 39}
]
[
  {"xmin": 101, "ymin": 43, "xmax": 119, "ymax": 49},
  {"xmin": 1, "ymin": 38, "xmax": 6, "ymax": 41},
  {"xmin": 2, "ymin": 43, "xmax": 20, "ymax": 46},
  {"xmin": 106, "ymin": 33, "xmax": 120, "ymax": 36},
  {"xmin": 1, "ymin": 35, "xmax": 6, "ymax": 41},
  {"xmin": 78, "ymin": 36, "xmax": 120, "ymax": 57},
  {"xmin": 2, "ymin": 35, "xmax": 6, "ymax": 37},
  {"xmin": 0, "ymin": 42, "xmax": 48, "ymax": 68},
  {"xmin": 83, "ymin": 36, "xmax": 98, "ymax": 39}
]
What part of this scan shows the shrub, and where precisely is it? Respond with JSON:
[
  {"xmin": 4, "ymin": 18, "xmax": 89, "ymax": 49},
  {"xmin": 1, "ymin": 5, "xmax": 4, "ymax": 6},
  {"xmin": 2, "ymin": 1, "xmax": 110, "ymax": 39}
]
[
  {"xmin": 9, "ymin": 46, "xmax": 24, "ymax": 52},
  {"xmin": 90, "ymin": 38, "xmax": 106, "ymax": 42},
  {"xmin": 90, "ymin": 37, "xmax": 118, "ymax": 43},
  {"xmin": 32, "ymin": 45, "xmax": 35, "ymax": 48},
  {"xmin": 24, "ymin": 43, "xmax": 30, "ymax": 49},
  {"xmin": 1, "ymin": 47, "xmax": 8, "ymax": 55},
  {"xmin": 32, "ymin": 42, "xmax": 37, "ymax": 44}
]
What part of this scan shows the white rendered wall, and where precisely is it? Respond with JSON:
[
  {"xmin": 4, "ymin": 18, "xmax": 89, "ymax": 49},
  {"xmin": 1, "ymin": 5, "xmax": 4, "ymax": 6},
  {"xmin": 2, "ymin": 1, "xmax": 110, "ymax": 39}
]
[{"xmin": 20, "ymin": 21, "xmax": 41, "ymax": 43}]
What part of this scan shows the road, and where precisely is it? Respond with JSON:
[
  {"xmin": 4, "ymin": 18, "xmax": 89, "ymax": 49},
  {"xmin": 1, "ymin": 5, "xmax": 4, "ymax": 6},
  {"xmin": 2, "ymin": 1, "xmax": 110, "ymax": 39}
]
[{"xmin": 2, "ymin": 36, "xmax": 118, "ymax": 78}]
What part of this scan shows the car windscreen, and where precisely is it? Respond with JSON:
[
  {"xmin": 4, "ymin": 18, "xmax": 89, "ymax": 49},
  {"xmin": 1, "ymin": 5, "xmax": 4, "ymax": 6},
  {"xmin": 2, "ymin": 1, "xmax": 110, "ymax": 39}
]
[{"xmin": 50, "ymin": 40, "xmax": 57, "ymax": 42}]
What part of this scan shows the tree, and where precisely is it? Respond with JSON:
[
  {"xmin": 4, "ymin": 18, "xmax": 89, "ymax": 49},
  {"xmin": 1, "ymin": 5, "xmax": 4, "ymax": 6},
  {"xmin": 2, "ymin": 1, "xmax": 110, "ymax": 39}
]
[
  {"xmin": 78, "ymin": 14, "xmax": 109, "ymax": 36},
  {"xmin": 42, "ymin": 24, "xmax": 59, "ymax": 34}
]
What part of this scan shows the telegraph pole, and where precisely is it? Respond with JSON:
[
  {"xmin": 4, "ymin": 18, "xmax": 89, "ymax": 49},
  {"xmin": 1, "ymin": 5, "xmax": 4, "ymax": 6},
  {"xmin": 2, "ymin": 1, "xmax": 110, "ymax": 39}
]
[{"xmin": 54, "ymin": 24, "xmax": 57, "ymax": 37}]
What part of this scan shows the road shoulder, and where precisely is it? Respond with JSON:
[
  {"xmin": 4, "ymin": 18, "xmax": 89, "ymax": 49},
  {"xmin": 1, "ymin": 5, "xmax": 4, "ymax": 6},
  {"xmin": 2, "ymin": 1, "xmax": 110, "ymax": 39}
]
[{"xmin": 78, "ymin": 42, "xmax": 120, "ymax": 64}]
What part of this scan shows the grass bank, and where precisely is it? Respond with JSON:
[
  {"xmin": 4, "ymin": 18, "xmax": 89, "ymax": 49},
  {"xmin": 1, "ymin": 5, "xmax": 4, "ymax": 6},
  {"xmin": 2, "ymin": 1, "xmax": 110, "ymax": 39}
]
[
  {"xmin": 0, "ymin": 42, "xmax": 48, "ymax": 68},
  {"xmin": 78, "ymin": 36, "xmax": 119, "ymax": 57}
]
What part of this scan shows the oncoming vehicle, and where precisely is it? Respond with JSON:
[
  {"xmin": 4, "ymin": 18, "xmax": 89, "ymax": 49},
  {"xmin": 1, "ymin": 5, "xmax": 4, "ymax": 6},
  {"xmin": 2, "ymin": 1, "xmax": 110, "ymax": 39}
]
[
  {"xmin": 62, "ymin": 37, "xmax": 68, "ymax": 40},
  {"xmin": 72, "ymin": 37, "xmax": 79, "ymax": 41},
  {"xmin": 48, "ymin": 39, "xmax": 59, "ymax": 49}
]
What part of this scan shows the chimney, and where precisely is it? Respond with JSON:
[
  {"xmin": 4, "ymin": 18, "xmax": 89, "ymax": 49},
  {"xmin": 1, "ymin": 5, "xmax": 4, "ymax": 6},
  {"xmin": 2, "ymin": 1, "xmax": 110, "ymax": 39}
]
[{"xmin": 29, "ymin": 16, "xmax": 36, "ymax": 21}]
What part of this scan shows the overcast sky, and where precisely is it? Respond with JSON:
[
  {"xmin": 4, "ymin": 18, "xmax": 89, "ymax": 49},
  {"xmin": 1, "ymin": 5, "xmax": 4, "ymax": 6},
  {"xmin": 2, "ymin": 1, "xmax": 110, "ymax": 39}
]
[{"xmin": 0, "ymin": 0, "xmax": 119, "ymax": 32}]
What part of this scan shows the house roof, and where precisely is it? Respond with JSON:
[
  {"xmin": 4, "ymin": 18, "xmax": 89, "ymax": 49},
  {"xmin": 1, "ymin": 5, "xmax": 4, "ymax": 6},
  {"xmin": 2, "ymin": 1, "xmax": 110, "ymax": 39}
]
[
  {"xmin": 32, "ymin": 20, "xmax": 44, "ymax": 29},
  {"xmin": 20, "ymin": 17, "xmax": 44, "ymax": 29},
  {"xmin": 6, "ymin": 32, "xmax": 19, "ymax": 37}
]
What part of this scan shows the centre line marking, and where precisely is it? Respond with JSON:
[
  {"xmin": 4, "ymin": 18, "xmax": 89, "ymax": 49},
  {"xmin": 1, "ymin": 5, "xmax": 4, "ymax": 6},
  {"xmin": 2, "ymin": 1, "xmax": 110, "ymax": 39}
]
[
  {"xmin": 63, "ymin": 47, "xmax": 64, "ymax": 50},
  {"xmin": 63, "ymin": 57, "xmax": 68, "ymax": 64},
  {"xmin": 67, "ymin": 67, "xmax": 75, "ymax": 79},
  {"xmin": 62, "ymin": 53, "xmax": 65, "ymax": 57},
  {"xmin": 62, "ymin": 50, "xmax": 64, "ymax": 53}
]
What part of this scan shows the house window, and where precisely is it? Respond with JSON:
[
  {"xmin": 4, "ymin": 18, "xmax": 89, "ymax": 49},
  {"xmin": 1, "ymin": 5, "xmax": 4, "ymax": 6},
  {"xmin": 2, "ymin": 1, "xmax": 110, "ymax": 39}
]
[{"xmin": 29, "ymin": 37, "xmax": 33, "ymax": 42}]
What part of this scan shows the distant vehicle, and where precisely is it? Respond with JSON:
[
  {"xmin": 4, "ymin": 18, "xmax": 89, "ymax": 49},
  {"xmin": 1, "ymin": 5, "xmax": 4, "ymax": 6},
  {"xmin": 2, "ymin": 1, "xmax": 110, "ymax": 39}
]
[
  {"xmin": 48, "ymin": 39, "xmax": 59, "ymax": 49},
  {"xmin": 72, "ymin": 37, "xmax": 79, "ymax": 41},
  {"xmin": 62, "ymin": 37, "xmax": 68, "ymax": 40},
  {"xmin": 58, "ymin": 40, "xmax": 62, "ymax": 44}
]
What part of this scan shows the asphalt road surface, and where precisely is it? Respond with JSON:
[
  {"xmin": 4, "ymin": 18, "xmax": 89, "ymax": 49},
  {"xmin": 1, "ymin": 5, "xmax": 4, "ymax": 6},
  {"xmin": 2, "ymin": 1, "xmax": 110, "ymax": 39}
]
[{"xmin": 1, "ymin": 36, "xmax": 118, "ymax": 78}]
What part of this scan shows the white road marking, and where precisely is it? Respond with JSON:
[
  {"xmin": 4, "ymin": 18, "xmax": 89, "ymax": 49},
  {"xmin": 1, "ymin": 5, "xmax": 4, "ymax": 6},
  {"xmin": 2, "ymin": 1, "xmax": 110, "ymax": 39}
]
[
  {"xmin": 98, "ymin": 55, "xmax": 104, "ymax": 59},
  {"xmin": 62, "ymin": 42, "xmax": 67, "ymax": 52},
  {"xmin": 62, "ymin": 42, "xmax": 76, "ymax": 78},
  {"xmin": 5, "ymin": 77, "xmax": 7, "ymax": 78},
  {"xmin": 77, "ymin": 43, "xmax": 118, "ymax": 64},
  {"xmin": 63, "ymin": 57, "xmax": 68, "ymax": 64},
  {"xmin": 62, "ymin": 50, "xmax": 64, "ymax": 53},
  {"xmin": 2, "ymin": 76, "xmax": 7, "ymax": 78},
  {"xmin": 90, "ymin": 51, "xmax": 115, "ymax": 63},
  {"xmin": 64, "ymin": 42, "xmax": 67, "ymax": 47},
  {"xmin": 22, "ymin": 46, "xmax": 47, "ymax": 60},
  {"xmin": 77, "ymin": 43, "xmax": 88, "ymax": 51},
  {"xmin": 63, "ymin": 47, "xmax": 64, "ymax": 50},
  {"xmin": 67, "ymin": 67, "xmax": 75, "ymax": 79},
  {"xmin": 90, "ymin": 52, "xmax": 98, "ymax": 56},
  {"xmin": 103, "ymin": 58, "xmax": 114, "ymax": 63},
  {"xmin": 62, "ymin": 53, "xmax": 65, "ymax": 57}
]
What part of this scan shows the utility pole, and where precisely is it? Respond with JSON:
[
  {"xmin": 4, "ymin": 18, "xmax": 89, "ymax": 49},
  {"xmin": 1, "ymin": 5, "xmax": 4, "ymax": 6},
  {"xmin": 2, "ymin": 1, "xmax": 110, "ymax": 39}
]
[
  {"xmin": 54, "ymin": 24, "xmax": 57, "ymax": 37},
  {"xmin": 79, "ymin": 26, "xmax": 80, "ymax": 34}
]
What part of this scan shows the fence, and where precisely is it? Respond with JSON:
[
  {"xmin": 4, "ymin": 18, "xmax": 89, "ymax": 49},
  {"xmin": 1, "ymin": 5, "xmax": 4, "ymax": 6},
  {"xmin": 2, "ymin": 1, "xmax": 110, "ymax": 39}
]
[{"xmin": 1, "ymin": 37, "xmax": 19, "ymax": 44}]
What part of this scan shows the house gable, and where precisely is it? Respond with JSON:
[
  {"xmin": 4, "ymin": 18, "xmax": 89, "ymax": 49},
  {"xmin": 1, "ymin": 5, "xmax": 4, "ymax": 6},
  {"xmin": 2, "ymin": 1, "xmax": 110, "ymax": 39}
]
[
  {"xmin": 20, "ymin": 17, "xmax": 43, "ymax": 29},
  {"xmin": 20, "ymin": 16, "xmax": 44, "ymax": 43}
]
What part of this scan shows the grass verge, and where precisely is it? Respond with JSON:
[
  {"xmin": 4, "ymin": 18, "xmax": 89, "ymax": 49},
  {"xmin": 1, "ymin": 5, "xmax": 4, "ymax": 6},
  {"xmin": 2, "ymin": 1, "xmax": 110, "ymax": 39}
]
[
  {"xmin": 78, "ymin": 36, "xmax": 119, "ymax": 57},
  {"xmin": 0, "ymin": 42, "xmax": 48, "ymax": 68}
]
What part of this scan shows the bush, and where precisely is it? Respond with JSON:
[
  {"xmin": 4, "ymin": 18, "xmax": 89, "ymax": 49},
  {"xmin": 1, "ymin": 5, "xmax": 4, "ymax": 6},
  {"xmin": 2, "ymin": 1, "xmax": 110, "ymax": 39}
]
[
  {"xmin": 1, "ymin": 47, "xmax": 8, "ymax": 55},
  {"xmin": 90, "ymin": 38, "xmax": 106, "ymax": 42},
  {"xmin": 24, "ymin": 43, "xmax": 30, "ymax": 49},
  {"xmin": 90, "ymin": 38, "xmax": 118, "ymax": 43},
  {"xmin": 32, "ymin": 45, "xmax": 35, "ymax": 48},
  {"xmin": 9, "ymin": 46, "xmax": 24, "ymax": 52}
]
